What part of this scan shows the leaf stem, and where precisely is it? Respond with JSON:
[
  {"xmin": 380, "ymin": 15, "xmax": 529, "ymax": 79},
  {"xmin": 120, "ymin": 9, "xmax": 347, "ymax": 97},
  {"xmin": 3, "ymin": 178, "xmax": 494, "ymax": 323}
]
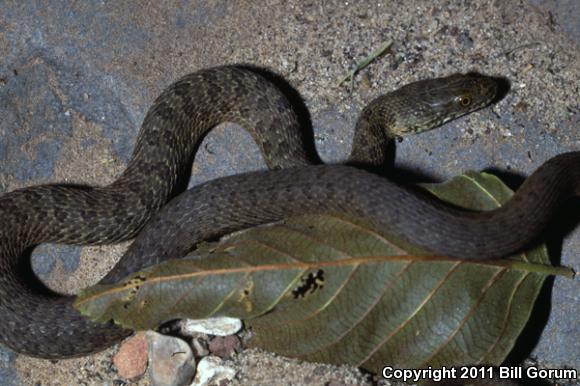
[{"xmin": 508, "ymin": 261, "xmax": 575, "ymax": 278}]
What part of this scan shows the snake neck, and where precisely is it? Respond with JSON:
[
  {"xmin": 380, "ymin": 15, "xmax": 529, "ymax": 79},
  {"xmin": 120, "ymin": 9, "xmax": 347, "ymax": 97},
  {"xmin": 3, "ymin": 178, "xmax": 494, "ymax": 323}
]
[{"xmin": 348, "ymin": 100, "xmax": 395, "ymax": 169}]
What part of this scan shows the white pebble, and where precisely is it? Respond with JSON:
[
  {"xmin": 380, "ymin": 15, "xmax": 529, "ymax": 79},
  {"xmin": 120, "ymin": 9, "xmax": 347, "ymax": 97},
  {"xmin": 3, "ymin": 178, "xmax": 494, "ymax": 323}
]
[
  {"xmin": 190, "ymin": 356, "xmax": 236, "ymax": 386},
  {"xmin": 182, "ymin": 317, "xmax": 242, "ymax": 337}
]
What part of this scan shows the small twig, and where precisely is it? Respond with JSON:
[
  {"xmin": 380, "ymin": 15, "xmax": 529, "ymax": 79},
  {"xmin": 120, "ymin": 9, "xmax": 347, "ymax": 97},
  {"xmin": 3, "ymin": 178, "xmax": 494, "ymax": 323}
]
[
  {"xmin": 496, "ymin": 42, "xmax": 541, "ymax": 58},
  {"xmin": 337, "ymin": 40, "xmax": 393, "ymax": 91}
]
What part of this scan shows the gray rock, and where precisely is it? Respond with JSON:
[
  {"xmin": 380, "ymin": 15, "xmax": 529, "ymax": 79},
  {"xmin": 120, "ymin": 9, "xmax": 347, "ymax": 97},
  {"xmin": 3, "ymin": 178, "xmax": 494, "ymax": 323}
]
[{"xmin": 147, "ymin": 332, "xmax": 196, "ymax": 386}]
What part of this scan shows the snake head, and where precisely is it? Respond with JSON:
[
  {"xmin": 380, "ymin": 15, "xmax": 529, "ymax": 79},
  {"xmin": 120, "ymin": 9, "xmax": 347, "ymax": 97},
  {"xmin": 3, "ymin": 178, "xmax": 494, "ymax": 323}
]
[{"xmin": 383, "ymin": 73, "xmax": 498, "ymax": 136}]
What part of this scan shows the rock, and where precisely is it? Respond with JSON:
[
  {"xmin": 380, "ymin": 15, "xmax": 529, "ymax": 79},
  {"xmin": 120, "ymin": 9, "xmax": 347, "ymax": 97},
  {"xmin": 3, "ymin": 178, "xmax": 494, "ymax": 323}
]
[
  {"xmin": 190, "ymin": 356, "xmax": 236, "ymax": 386},
  {"xmin": 208, "ymin": 336, "xmax": 241, "ymax": 359},
  {"xmin": 113, "ymin": 332, "xmax": 148, "ymax": 380},
  {"xmin": 181, "ymin": 317, "xmax": 243, "ymax": 337},
  {"xmin": 147, "ymin": 331, "xmax": 196, "ymax": 386},
  {"xmin": 191, "ymin": 337, "xmax": 210, "ymax": 358}
]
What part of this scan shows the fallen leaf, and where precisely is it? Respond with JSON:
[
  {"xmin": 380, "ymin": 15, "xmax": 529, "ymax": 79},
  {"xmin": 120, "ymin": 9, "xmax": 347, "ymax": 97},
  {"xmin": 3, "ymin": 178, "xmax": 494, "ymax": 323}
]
[{"xmin": 75, "ymin": 172, "xmax": 573, "ymax": 373}]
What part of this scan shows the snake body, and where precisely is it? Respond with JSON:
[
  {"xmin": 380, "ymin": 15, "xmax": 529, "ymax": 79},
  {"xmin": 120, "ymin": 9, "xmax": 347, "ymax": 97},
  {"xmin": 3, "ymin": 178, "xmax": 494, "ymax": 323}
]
[{"xmin": 0, "ymin": 65, "xmax": 577, "ymax": 359}]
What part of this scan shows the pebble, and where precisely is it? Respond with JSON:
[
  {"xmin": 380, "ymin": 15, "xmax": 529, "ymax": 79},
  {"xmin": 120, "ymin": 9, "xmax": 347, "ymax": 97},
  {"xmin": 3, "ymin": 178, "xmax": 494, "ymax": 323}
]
[
  {"xmin": 113, "ymin": 332, "xmax": 148, "ymax": 380},
  {"xmin": 147, "ymin": 331, "xmax": 197, "ymax": 386},
  {"xmin": 208, "ymin": 335, "xmax": 241, "ymax": 359},
  {"xmin": 181, "ymin": 317, "xmax": 243, "ymax": 337},
  {"xmin": 189, "ymin": 356, "xmax": 236, "ymax": 386},
  {"xmin": 191, "ymin": 337, "xmax": 210, "ymax": 358}
]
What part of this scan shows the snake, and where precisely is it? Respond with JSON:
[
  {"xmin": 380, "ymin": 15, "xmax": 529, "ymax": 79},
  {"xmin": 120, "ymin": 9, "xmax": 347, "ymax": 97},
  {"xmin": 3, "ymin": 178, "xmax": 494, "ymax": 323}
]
[{"xmin": 0, "ymin": 65, "xmax": 577, "ymax": 360}]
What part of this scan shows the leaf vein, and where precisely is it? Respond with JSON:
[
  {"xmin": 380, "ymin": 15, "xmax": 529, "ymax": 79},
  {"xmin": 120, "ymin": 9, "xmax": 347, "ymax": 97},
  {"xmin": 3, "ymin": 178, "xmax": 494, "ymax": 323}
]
[
  {"xmin": 476, "ymin": 272, "xmax": 529, "ymax": 364},
  {"xmin": 416, "ymin": 266, "xmax": 508, "ymax": 367},
  {"xmin": 357, "ymin": 260, "xmax": 463, "ymax": 367}
]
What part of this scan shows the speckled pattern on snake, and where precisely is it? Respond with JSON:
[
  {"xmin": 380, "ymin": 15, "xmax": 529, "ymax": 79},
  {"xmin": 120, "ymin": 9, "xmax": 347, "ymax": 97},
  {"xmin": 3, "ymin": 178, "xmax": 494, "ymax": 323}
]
[{"xmin": 0, "ymin": 65, "xmax": 578, "ymax": 359}]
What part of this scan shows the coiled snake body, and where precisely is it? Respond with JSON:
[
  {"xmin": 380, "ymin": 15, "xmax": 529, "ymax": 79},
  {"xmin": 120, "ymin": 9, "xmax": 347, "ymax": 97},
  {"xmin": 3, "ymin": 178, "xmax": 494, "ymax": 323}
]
[{"xmin": 0, "ymin": 66, "xmax": 578, "ymax": 358}]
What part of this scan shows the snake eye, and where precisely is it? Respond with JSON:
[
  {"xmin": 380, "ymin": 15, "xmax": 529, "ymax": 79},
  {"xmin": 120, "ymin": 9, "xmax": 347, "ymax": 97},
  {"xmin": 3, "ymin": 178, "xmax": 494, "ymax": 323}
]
[{"xmin": 457, "ymin": 95, "xmax": 472, "ymax": 107}]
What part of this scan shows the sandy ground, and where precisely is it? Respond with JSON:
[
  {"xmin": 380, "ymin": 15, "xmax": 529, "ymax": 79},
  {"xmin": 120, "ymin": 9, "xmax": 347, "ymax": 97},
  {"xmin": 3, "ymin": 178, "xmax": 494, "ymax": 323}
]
[{"xmin": 0, "ymin": 0, "xmax": 578, "ymax": 385}]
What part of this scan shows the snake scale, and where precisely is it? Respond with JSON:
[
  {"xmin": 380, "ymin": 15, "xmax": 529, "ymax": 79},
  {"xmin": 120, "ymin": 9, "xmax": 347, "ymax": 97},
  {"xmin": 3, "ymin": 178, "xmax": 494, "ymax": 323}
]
[{"xmin": 0, "ymin": 65, "xmax": 578, "ymax": 359}]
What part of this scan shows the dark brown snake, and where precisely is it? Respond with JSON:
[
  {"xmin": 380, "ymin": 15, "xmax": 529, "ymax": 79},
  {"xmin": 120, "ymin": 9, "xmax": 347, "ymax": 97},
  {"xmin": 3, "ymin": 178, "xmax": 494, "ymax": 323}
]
[{"xmin": 0, "ymin": 65, "xmax": 578, "ymax": 360}]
